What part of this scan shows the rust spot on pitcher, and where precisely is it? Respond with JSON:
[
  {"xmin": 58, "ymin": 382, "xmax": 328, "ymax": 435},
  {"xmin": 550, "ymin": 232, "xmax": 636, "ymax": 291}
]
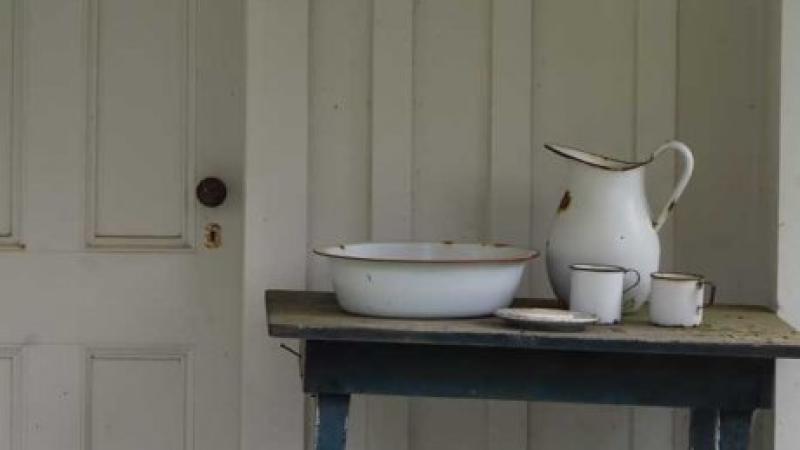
[{"xmin": 558, "ymin": 191, "xmax": 572, "ymax": 213}]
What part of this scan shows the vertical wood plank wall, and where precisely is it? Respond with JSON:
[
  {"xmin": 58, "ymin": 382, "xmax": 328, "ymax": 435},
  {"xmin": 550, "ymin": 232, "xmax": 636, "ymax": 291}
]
[
  {"xmin": 246, "ymin": 0, "xmax": 779, "ymax": 449},
  {"xmin": 777, "ymin": 3, "xmax": 800, "ymax": 450}
]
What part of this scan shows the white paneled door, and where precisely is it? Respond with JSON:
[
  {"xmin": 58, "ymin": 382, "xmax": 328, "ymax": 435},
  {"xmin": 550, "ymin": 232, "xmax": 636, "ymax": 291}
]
[{"xmin": 0, "ymin": 1, "xmax": 243, "ymax": 450}]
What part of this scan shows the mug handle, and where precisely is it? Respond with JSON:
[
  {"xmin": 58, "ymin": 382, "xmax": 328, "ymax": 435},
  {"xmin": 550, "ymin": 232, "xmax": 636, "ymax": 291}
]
[
  {"xmin": 622, "ymin": 268, "xmax": 641, "ymax": 294},
  {"xmin": 700, "ymin": 280, "xmax": 716, "ymax": 307}
]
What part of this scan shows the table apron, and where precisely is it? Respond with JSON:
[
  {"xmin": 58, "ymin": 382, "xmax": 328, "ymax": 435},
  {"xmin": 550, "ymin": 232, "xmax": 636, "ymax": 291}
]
[{"xmin": 302, "ymin": 340, "xmax": 774, "ymax": 410}]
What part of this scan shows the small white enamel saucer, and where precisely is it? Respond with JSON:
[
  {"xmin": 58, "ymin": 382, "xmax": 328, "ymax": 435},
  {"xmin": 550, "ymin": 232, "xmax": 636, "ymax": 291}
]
[{"xmin": 495, "ymin": 307, "xmax": 598, "ymax": 332}]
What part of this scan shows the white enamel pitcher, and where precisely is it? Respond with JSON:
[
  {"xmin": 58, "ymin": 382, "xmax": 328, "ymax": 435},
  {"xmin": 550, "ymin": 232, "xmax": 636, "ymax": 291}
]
[{"xmin": 545, "ymin": 141, "xmax": 694, "ymax": 312}]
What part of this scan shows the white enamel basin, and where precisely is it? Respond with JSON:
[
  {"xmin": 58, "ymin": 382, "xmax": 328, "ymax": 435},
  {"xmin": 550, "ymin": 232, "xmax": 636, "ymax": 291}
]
[{"xmin": 314, "ymin": 242, "xmax": 539, "ymax": 318}]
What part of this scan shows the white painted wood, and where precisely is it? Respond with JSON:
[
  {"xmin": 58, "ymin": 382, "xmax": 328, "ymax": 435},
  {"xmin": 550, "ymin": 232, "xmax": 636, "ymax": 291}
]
[
  {"xmin": 528, "ymin": 402, "xmax": 630, "ymax": 450},
  {"xmin": 750, "ymin": 2, "xmax": 781, "ymax": 449},
  {"xmin": 86, "ymin": 0, "xmax": 195, "ymax": 248},
  {"xmin": 635, "ymin": 0, "xmax": 677, "ymax": 271},
  {"xmin": 632, "ymin": 0, "xmax": 679, "ymax": 447},
  {"xmin": 0, "ymin": 357, "xmax": 12, "ymax": 450},
  {"xmin": 491, "ymin": 0, "xmax": 532, "ymax": 296},
  {"xmin": 367, "ymin": 1, "xmax": 415, "ymax": 448},
  {"xmin": 410, "ymin": 399, "xmax": 487, "ymax": 450},
  {"xmin": 0, "ymin": 0, "xmax": 22, "ymax": 247},
  {"xmin": 371, "ymin": 0, "xmax": 414, "ymax": 243},
  {"xmin": 488, "ymin": 0, "xmax": 532, "ymax": 448},
  {"xmin": 776, "ymin": 1, "xmax": 800, "ymax": 449},
  {"xmin": 6, "ymin": 1, "xmax": 244, "ymax": 450},
  {"xmin": 672, "ymin": 409, "xmax": 690, "ymax": 450},
  {"xmin": 242, "ymin": 1, "xmax": 779, "ymax": 449},
  {"xmin": 408, "ymin": 1, "xmax": 493, "ymax": 449},
  {"xmin": 487, "ymin": 401, "xmax": 527, "ymax": 450},
  {"xmin": 675, "ymin": 5, "xmax": 780, "ymax": 447},
  {"xmin": 411, "ymin": 0, "xmax": 491, "ymax": 241},
  {"xmin": 0, "ymin": 0, "xmax": 13, "ymax": 239},
  {"xmin": 530, "ymin": 0, "xmax": 637, "ymax": 299},
  {"xmin": 87, "ymin": 350, "xmax": 191, "ymax": 450},
  {"xmin": 23, "ymin": 346, "xmax": 82, "ymax": 450},
  {"xmin": 21, "ymin": 0, "xmax": 86, "ymax": 253},
  {"xmin": 308, "ymin": 1, "xmax": 373, "ymax": 448},
  {"xmin": 242, "ymin": 1, "xmax": 309, "ymax": 450},
  {"xmin": 675, "ymin": 0, "xmax": 776, "ymax": 307},
  {"xmin": 364, "ymin": 396, "xmax": 409, "ymax": 450},
  {"xmin": 0, "ymin": 348, "xmax": 20, "ymax": 450},
  {"xmin": 752, "ymin": 410, "xmax": 774, "ymax": 450},
  {"xmin": 631, "ymin": 407, "xmax": 674, "ymax": 450},
  {"xmin": 307, "ymin": 0, "xmax": 371, "ymax": 296},
  {"xmin": 529, "ymin": 2, "xmax": 637, "ymax": 449}
]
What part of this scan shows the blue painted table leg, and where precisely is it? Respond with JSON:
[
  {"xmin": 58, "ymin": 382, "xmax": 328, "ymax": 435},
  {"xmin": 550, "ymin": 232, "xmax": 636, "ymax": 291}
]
[
  {"xmin": 719, "ymin": 409, "xmax": 753, "ymax": 450},
  {"xmin": 314, "ymin": 393, "xmax": 350, "ymax": 450},
  {"xmin": 690, "ymin": 408, "xmax": 718, "ymax": 450}
]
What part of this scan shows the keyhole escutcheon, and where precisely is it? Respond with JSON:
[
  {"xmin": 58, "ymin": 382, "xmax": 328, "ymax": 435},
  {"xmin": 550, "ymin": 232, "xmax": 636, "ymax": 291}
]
[{"xmin": 204, "ymin": 223, "xmax": 222, "ymax": 249}]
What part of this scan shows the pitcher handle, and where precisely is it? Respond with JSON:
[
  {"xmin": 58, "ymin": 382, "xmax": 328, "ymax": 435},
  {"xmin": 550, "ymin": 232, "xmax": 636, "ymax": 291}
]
[{"xmin": 651, "ymin": 141, "xmax": 694, "ymax": 233}]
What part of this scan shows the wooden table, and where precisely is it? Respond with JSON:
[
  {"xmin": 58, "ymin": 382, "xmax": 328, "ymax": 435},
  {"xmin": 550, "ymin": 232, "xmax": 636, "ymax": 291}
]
[{"xmin": 266, "ymin": 290, "xmax": 800, "ymax": 450}]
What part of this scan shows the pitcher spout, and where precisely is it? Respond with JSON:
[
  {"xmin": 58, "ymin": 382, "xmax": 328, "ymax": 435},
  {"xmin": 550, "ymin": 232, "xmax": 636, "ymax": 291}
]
[{"xmin": 545, "ymin": 143, "xmax": 652, "ymax": 171}]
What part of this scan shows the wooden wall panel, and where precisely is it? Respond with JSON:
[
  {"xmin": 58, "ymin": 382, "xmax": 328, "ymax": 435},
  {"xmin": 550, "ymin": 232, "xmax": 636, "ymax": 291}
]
[
  {"xmin": 530, "ymin": 0, "xmax": 638, "ymax": 299},
  {"xmin": 633, "ymin": 0, "xmax": 679, "ymax": 447},
  {"xmin": 529, "ymin": 403, "xmax": 630, "ymax": 450},
  {"xmin": 308, "ymin": 1, "xmax": 373, "ymax": 449},
  {"xmin": 677, "ymin": 3, "xmax": 779, "ymax": 445},
  {"xmin": 408, "ymin": 2, "xmax": 493, "ymax": 449},
  {"xmin": 774, "ymin": 2, "xmax": 796, "ymax": 450},
  {"xmin": 371, "ymin": 0, "xmax": 413, "ymax": 243},
  {"xmin": 487, "ymin": 1, "xmax": 532, "ymax": 448},
  {"xmin": 86, "ymin": 0, "xmax": 195, "ymax": 248},
  {"xmin": 242, "ymin": 0, "xmax": 309, "ymax": 449},
  {"xmin": 308, "ymin": 0, "xmax": 372, "ymax": 292},
  {"xmin": 676, "ymin": 0, "xmax": 777, "ymax": 307},
  {"xmin": 367, "ymin": 0, "xmax": 415, "ymax": 449},
  {"xmin": 411, "ymin": 0, "xmax": 491, "ymax": 241},
  {"xmin": 298, "ymin": 0, "xmax": 775, "ymax": 449},
  {"xmin": 528, "ymin": 1, "xmax": 639, "ymax": 448}
]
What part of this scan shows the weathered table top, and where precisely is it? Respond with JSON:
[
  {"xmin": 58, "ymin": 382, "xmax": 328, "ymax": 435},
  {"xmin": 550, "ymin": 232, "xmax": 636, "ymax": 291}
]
[{"xmin": 266, "ymin": 290, "xmax": 800, "ymax": 358}]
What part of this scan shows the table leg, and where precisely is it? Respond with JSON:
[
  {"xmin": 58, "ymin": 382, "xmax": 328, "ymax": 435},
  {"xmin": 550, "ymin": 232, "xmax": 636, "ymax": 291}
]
[
  {"xmin": 718, "ymin": 409, "xmax": 753, "ymax": 450},
  {"xmin": 690, "ymin": 408, "xmax": 718, "ymax": 450},
  {"xmin": 314, "ymin": 393, "xmax": 350, "ymax": 450}
]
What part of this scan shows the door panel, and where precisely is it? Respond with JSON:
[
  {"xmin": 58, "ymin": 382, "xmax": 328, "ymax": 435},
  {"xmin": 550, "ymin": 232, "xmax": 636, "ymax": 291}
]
[
  {"xmin": 89, "ymin": 351, "xmax": 190, "ymax": 450},
  {"xmin": 88, "ymin": 0, "xmax": 195, "ymax": 246},
  {"xmin": 3, "ymin": 1, "xmax": 244, "ymax": 450},
  {"xmin": 0, "ymin": 0, "xmax": 11, "ymax": 239},
  {"xmin": 0, "ymin": 0, "xmax": 21, "ymax": 246}
]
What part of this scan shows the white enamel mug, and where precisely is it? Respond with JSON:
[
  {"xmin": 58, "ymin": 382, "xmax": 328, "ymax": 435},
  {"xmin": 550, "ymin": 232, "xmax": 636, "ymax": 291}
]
[
  {"xmin": 568, "ymin": 264, "xmax": 640, "ymax": 325},
  {"xmin": 648, "ymin": 272, "xmax": 716, "ymax": 327}
]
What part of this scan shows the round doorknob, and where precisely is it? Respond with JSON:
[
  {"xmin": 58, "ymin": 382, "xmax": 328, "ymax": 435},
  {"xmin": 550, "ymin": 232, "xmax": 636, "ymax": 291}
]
[{"xmin": 196, "ymin": 177, "xmax": 227, "ymax": 207}]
